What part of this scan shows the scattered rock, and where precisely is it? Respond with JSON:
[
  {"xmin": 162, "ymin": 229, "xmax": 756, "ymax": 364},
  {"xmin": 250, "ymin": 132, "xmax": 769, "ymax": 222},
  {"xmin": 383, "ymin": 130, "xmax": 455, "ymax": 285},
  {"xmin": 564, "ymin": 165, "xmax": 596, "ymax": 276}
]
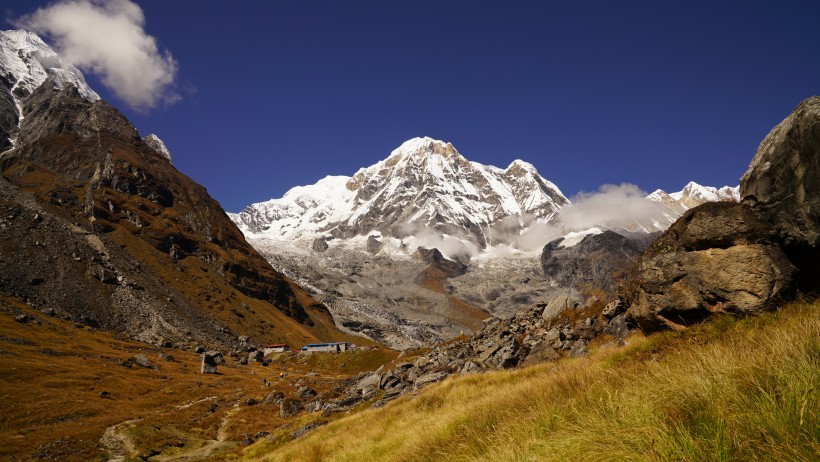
[
  {"xmin": 14, "ymin": 314, "xmax": 31, "ymax": 324},
  {"xmin": 296, "ymin": 386, "xmax": 317, "ymax": 400},
  {"xmin": 280, "ymin": 398, "xmax": 304, "ymax": 418},
  {"xmin": 291, "ymin": 421, "xmax": 327, "ymax": 440},
  {"xmin": 312, "ymin": 237, "xmax": 329, "ymax": 252},
  {"xmin": 541, "ymin": 294, "xmax": 579, "ymax": 321},
  {"xmin": 263, "ymin": 391, "xmax": 284, "ymax": 405},
  {"xmin": 132, "ymin": 354, "xmax": 152, "ymax": 368},
  {"xmin": 201, "ymin": 351, "xmax": 223, "ymax": 374}
]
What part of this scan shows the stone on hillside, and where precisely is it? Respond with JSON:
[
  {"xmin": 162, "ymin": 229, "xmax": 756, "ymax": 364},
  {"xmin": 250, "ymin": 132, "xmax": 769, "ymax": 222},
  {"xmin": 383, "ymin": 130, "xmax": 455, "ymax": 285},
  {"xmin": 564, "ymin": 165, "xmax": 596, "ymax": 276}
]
[
  {"xmin": 366, "ymin": 235, "xmax": 383, "ymax": 254},
  {"xmin": 291, "ymin": 421, "xmax": 327, "ymax": 440},
  {"xmin": 414, "ymin": 371, "xmax": 449, "ymax": 389},
  {"xmin": 625, "ymin": 203, "xmax": 796, "ymax": 331},
  {"xmin": 602, "ymin": 300, "xmax": 624, "ymax": 320},
  {"xmin": 201, "ymin": 351, "xmax": 223, "ymax": 374},
  {"xmin": 541, "ymin": 294, "xmax": 579, "ymax": 321},
  {"xmin": 296, "ymin": 386, "xmax": 317, "ymax": 400},
  {"xmin": 263, "ymin": 391, "xmax": 284, "ymax": 405},
  {"xmin": 312, "ymin": 237, "xmax": 329, "ymax": 252},
  {"xmin": 280, "ymin": 398, "xmax": 304, "ymax": 417},
  {"xmin": 132, "ymin": 354, "xmax": 152, "ymax": 368}
]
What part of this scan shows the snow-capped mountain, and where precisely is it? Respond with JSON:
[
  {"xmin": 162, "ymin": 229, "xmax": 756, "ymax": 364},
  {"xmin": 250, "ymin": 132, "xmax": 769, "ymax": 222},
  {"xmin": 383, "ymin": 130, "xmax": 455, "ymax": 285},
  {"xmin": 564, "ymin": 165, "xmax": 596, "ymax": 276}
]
[
  {"xmin": 0, "ymin": 30, "xmax": 99, "ymax": 102},
  {"xmin": 231, "ymin": 137, "xmax": 570, "ymax": 250},
  {"xmin": 1, "ymin": 29, "xmax": 100, "ymax": 150},
  {"xmin": 648, "ymin": 182, "xmax": 740, "ymax": 213}
]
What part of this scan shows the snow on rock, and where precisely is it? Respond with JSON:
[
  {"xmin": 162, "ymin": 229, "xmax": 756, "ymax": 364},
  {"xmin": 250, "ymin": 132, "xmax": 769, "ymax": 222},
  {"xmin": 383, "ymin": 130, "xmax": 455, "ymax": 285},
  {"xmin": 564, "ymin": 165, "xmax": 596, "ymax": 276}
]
[
  {"xmin": 650, "ymin": 182, "xmax": 740, "ymax": 212},
  {"xmin": 232, "ymin": 137, "xmax": 570, "ymax": 253},
  {"xmin": 142, "ymin": 133, "xmax": 172, "ymax": 163},
  {"xmin": 0, "ymin": 29, "xmax": 99, "ymax": 106}
]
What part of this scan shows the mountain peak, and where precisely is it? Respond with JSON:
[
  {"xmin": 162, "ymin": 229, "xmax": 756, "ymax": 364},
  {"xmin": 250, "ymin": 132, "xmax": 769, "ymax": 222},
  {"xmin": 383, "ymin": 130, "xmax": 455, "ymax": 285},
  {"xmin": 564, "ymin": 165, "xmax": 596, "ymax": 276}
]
[
  {"xmin": 0, "ymin": 29, "xmax": 99, "ymax": 103},
  {"xmin": 388, "ymin": 136, "xmax": 459, "ymax": 162},
  {"xmin": 232, "ymin": 138, "xmax": 569, "ymax": 252}
]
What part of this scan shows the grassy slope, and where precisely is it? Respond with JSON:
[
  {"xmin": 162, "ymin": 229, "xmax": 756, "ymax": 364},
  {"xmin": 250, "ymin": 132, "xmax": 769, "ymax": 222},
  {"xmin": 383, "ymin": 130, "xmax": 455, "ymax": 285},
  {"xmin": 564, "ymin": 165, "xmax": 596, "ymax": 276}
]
[
  {"xmin": 243, "ymin": 301, "xmax": 820, "ymax": 462},
  {"xmin": 0, "ymin": 296, "xmax": 397, "ymax": 461}
]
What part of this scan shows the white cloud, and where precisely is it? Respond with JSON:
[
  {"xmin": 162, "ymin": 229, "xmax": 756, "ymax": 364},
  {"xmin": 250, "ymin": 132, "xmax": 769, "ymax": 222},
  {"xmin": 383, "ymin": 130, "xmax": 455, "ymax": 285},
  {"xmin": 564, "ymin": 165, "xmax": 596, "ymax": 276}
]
[
  {"xmin": 16, "ymin": 0, "xmax": 178, "ymax": 111},
  {"xmin": 560, "ymin": 183, "xmax": 666, "ymax": 230}
]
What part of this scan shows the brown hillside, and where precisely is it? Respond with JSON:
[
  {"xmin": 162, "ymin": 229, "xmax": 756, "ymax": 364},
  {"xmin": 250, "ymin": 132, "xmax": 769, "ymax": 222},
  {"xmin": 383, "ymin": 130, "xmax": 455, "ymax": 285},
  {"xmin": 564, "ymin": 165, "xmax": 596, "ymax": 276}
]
[{"xmin": 0, "ymin": 81, "xmax": 363, "ymax": 348}]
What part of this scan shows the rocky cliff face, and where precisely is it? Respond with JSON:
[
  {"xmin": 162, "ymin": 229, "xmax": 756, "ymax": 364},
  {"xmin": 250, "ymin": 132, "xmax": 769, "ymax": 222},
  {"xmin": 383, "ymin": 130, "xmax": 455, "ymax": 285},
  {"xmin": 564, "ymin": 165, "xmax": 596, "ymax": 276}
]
[{"xmin": 0, "ymin": 40, "xmax": 354, "ymax": 348}]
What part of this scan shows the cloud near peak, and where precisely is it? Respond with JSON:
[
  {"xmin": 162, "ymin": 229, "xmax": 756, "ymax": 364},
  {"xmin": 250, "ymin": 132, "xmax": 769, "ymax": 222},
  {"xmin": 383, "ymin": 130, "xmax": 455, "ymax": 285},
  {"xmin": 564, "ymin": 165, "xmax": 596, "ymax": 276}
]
[{"xmin": 16, "ymin": 0, "xmax": 179, "ymax": 111}]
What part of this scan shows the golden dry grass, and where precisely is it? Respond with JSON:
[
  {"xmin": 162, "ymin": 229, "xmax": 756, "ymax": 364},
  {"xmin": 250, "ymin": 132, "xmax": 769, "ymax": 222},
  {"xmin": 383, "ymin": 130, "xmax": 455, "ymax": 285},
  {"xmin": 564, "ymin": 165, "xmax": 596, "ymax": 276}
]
[
  {"xmin": 240, "ymin": 301, "xmax": 820, "ymax": 462},
  {"xmin": 0, "ymin": 296, "xmax": 394, "ymax": 461}
]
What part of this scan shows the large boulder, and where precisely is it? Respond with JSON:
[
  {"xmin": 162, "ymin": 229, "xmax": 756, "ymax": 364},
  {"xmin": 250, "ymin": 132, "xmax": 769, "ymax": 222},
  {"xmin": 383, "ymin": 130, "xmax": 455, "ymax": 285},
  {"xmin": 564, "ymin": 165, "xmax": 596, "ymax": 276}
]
[
  {"xmin": 624, "ymin": 203, "xmax": 796, "ymax": 331},
  {"xmin": 741, "ymin": 96, "xmax": 820, "ymax": 289}
]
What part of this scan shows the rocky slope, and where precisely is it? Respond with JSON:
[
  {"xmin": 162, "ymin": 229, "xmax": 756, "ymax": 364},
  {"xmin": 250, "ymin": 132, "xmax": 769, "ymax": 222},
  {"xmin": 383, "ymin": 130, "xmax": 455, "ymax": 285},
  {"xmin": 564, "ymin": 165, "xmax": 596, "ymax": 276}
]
[{"xmin": 0, "ymin": 30, "xmax": 358, "ymax": 350}]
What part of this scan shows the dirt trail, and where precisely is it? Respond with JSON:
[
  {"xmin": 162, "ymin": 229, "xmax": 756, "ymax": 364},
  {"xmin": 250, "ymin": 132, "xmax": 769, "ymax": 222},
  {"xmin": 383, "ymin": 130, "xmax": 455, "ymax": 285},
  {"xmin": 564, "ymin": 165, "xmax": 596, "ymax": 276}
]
[
  {"xmin": 100, "ymin": 398, "xmax": 240, "ymax": 462},
  {"xmin": 100, "ymin": 418, "xmax": 142, "ymax": 462}
]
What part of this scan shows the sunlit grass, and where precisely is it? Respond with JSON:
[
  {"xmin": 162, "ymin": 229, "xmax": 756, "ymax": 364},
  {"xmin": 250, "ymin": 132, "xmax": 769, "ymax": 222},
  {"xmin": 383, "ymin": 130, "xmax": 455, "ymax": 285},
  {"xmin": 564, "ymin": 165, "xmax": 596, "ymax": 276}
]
[{"xmin": 242, "ymin": 300, "xmax": 820, "ymax": 462}]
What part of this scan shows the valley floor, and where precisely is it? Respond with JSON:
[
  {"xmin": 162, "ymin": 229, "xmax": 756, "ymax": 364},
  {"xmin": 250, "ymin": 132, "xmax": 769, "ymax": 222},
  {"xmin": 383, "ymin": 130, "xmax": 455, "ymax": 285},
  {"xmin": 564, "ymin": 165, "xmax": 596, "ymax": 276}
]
[{"xmin": 240, "ymin": 300, "xmax": 820, "ymax": 462}]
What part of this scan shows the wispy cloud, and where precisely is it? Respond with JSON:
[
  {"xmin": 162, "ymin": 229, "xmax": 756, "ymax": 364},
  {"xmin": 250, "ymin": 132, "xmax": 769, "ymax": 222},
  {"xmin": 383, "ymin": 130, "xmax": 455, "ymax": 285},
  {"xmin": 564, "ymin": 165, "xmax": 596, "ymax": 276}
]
[
  {"xmin": 560, "ymin": 183, "xmax": 665, "ymax": 230},
  {"xmin": 16, "ymin": 0, "xmax": 178, "ymax": 111}
]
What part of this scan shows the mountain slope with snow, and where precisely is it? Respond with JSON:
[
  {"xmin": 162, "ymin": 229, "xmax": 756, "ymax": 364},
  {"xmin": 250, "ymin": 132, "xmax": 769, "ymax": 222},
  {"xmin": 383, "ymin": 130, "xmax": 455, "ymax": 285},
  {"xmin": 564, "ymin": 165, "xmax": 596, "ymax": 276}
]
[
  {"xmin": 1, "ymin": 29, "xmax": 100, "ymax": 150},
  {"xmin": 231, "ymin": 137, "xmax": 570, "ymax": 250},
  {"xmin": 648, "ymin": 181, "xmax": 740, "ymax": 213}
]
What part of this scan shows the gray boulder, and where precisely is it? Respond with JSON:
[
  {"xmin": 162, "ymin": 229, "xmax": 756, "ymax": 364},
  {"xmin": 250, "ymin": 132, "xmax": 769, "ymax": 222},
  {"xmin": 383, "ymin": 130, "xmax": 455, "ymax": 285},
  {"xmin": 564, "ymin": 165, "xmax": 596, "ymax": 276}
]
[
  {"xmin": 280, "ymin": 398, "xmax": 304, "ymax": 417},
  {"xmin": 132, "ymin": 354, "xmax": 152, "ymax": 368},
  {"xmin": 366, "ymin": 235, "xmax": 383, "ymax": 254},
  {"xmin": 312, "ymin": 237, "xmax": 329, "ymax": 252},
  {"xmin": 541, "ymin": 294, "xmax": 579, "ymax": 321},
  {"xmin": 263, "ymin": 391, "xmax": 284, "ymax": 405}
]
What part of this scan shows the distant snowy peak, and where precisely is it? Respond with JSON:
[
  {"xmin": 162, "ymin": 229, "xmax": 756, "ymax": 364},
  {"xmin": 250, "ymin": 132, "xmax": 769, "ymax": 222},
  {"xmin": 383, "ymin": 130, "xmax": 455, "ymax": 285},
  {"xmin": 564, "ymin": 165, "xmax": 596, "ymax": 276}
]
[
  {"xmin": 0, "ymin": 30, "xmax": 99, "ymax": 105},
  {"xmin": 232, "ymin": 137, "xmax": 569, "ymax": 248},
  {"xmin": 142, "ymin": 134, "xmax": 172, "ymax": 163},
  {"xmin": 649, "ymin": 181, "xmax": 740, "ymax": 211}
]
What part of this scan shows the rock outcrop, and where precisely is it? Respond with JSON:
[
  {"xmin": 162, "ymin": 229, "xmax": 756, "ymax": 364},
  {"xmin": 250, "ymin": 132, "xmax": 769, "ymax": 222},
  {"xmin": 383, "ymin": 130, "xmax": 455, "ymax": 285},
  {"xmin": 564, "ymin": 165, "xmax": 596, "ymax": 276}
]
[
  {"xmin": 625, "ymin": 97, "xmax": 820, "ymax": 331},
  {"xmin": 741, "ymin": 96, "xmax": 820, "ymax": 290},
  {"xmin": 623, "ymin": 203, "xmax": 796, "ymax": 331}
]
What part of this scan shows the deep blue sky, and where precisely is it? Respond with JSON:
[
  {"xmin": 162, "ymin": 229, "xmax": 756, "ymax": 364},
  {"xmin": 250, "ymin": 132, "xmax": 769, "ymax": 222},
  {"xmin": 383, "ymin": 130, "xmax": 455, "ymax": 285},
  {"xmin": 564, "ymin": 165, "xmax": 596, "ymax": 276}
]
[{"xmin": 5, "ymin": 1, "xmax": 820, "ymax": 212}]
